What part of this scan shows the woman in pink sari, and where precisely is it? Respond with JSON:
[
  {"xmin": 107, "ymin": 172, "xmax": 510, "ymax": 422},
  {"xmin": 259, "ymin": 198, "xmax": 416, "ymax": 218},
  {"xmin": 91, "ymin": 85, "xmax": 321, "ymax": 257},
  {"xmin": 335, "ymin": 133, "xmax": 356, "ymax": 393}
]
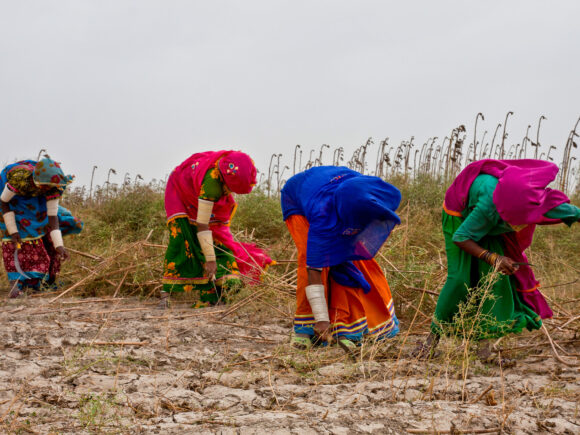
[{"xmin": 161, "ymin": 150, "xmax": 273, "ymax": 308}]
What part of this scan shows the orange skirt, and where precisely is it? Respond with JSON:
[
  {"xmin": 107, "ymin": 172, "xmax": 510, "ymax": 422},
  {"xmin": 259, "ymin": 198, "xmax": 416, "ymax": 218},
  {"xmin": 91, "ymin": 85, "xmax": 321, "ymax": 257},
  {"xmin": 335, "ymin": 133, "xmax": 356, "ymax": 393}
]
[{"xmin": 286, "ymin": 215, "xmax": 399, "ymax": 341}]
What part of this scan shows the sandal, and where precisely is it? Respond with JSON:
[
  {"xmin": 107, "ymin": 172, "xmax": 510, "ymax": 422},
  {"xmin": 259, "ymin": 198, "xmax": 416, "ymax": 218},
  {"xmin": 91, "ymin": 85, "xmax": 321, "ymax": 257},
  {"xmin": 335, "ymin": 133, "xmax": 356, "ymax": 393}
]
[
  {"xmin": 291, "ymin": 334, "xmax": 313, "ymax": 350},
  {"xmin": 337, "ymin": 337, "xmax": 358, "ymax": 359}
]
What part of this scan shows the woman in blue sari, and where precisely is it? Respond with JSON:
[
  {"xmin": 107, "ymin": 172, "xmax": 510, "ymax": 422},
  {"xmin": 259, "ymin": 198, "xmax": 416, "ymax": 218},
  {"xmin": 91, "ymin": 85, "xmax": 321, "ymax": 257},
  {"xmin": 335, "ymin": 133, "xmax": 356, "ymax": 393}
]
[{"xmin": 0, "ymin": 158, "xmax": 83, "ymax": 297}]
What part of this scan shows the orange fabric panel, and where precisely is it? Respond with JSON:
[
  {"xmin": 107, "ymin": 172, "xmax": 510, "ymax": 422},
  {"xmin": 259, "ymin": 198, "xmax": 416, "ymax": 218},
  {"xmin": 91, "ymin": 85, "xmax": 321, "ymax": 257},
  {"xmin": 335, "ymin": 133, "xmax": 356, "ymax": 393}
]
[
  {"xmin": 442, "ymin": 202, "xmax": 463, "ymax": 217},
  {"xmin": 285, "ymin": 215, "xmax": 329, "ymax": 316},
  {"xmin": 352, "ymin": 258, "xmax": 395, "ymax": 329},
  {"xmin": 285, "ymin": 214, "xmax": 395, "ymax": 332},
  {"xmin": 328, "ymin": 279, "xmax": 365, "ymax": 326}
]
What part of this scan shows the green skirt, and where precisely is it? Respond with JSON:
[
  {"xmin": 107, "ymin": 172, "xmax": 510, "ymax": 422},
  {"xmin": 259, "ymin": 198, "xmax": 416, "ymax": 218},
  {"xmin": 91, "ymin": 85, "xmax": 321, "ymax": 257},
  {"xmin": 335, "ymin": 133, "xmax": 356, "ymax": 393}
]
[
  {"xmin": 431, "ymin": 211, "xmax": 541, "ymax": 340},
  {"xmin": 162, "ymin": 217, "xmax": 242, "ymax": 303}
]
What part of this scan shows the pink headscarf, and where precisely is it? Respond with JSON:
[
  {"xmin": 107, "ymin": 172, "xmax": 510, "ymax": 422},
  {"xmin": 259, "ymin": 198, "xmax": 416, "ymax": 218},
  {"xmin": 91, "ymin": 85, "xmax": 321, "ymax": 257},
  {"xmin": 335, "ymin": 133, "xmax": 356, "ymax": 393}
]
[
  {"xmin": 218, "ymin": 151, "xmax": 257, "ymax": 194},
  {"xmin": 165, "ymin": 150, "xmax": 257, "ymax": 223},
  {"xmin": 444, "ymin": 159, "xmax": 569, "ymax": 223}
]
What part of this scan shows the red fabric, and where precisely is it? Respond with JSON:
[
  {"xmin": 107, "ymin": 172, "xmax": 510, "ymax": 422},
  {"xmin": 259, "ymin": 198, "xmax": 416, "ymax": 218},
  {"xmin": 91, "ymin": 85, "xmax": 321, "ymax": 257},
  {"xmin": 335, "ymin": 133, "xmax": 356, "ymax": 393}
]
[
  {"xmin": 2, "ymin": 237, "xmax": 61, "ymax": 283},
  {"xmin": 165, "ymin": 150, "xmax": 236, "ymax": 223},
  {"xmin": 501, "ymin": 228, "xmax": 552, "ymax": 319},
  {"xmin": 43, "ymin": 237, "xmax": 62, "ymax": 281}
]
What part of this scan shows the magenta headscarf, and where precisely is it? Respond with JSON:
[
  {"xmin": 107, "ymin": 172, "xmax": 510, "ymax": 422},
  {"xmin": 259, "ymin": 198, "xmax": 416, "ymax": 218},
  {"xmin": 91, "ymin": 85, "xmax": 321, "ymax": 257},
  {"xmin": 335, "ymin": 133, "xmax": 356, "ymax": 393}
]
[
  {"xmin": 444, "ymin": 159, "xmax": 571, "ymax": 320},
  {"xmin": 165, "ymin": 150, "xmax": 271, "ymax": 281},
  {"xmin": 444, "ymin": 159, "xmax": 569, "ymax": 224},
  {"xmin": 165, "ymin": 150, "xmax": 257, "ymax": 223}
]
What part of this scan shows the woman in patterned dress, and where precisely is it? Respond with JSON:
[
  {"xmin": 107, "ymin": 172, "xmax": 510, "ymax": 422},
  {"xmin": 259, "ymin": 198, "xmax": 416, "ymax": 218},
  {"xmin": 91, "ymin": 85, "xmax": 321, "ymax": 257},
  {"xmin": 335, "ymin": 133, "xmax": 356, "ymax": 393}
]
[
  {"xmin": 160, "ymin": 150, "xmax": 273, "ymax": 308},
  {"xmin": 0, "ymin": 158, "xmax": 83, "ymax": 297}
]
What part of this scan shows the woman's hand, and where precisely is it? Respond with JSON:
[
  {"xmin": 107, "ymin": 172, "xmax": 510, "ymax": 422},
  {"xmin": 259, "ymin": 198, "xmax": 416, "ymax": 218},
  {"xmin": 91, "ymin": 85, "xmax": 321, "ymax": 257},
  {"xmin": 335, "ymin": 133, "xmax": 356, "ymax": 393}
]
[
  {"xmin": 10, "ymin": 232, "xmax": 22, "ymax": 248},
  {"xmin": 455, "ymin": 240, "xmax": 520, "ymax": 275},
  {"xmin": 314, "ymin": 321, "xmax": 333, "ymax": 343},
  {"xmin": 494, "ymin": 256, "xmax": 519, "ymax": 275},
  {"xmin": 205, "ymin": 260, "xmax": 217, "ymax": 280},
  {"xmin": 56, "ymin": 246, "xmax": 69, "ymax": 262}
]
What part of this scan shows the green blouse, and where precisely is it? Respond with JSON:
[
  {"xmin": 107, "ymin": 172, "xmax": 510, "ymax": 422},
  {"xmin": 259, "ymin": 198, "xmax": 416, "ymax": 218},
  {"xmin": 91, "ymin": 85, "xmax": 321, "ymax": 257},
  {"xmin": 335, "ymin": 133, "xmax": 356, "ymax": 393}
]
[
  {"xmin": 198, "ymin": 163, "xmax": 229, "ymax": 202},
  {"xmin": 453, "ymin": 174, "xmax": 580, "ymax": 243}
]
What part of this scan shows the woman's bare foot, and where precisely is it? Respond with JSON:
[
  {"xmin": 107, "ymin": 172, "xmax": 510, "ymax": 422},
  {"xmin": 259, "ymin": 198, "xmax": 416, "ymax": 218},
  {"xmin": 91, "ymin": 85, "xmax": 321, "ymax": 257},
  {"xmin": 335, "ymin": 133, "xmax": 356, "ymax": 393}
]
[
  {"xmin": 8, "ymin": 282, "xmax": 23, "ymax": 299},
  {"xmin": 477, "ymin": 340, "xmax": 516, "ymax": 367},
  {"xmin": 476, "ymin": 340, "xmax": 494, "ymax": 363}
]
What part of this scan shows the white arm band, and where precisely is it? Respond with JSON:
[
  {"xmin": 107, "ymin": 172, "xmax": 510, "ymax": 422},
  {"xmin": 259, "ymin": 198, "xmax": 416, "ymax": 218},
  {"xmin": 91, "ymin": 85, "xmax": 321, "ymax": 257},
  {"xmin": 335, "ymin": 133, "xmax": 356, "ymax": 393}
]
[
  {"xmin": 50, "ymin": 229, "xmax": 64, "ymax": 248},
  {"xmin": 46, "ymin": 198, "xmax": 59, "ymax": 216},
  {"xmin": 197, "ymin": 198, "xmax": 214, "ymax": 225},
  {"xmin": 197, "ymin": 230, "xmax": 216, "ymax": 262},
  {"xmin": 1, "ymin": 186, "xmax": 16, "ymax": 203},
  {"xmin": 305, "ymin": 284, "xmax": 330, "ymax": 322},
  {"xmin": 3, "ymin": 211, "xmax": 18, "ymax": 235}
]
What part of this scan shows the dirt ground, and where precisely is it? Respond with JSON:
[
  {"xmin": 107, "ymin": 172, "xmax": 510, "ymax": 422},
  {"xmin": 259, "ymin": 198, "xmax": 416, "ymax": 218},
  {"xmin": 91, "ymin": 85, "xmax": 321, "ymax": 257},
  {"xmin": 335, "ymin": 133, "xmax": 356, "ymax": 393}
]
[{"xmin": 0, "ymin": 296, "xmax": 578, "ymax": 434}]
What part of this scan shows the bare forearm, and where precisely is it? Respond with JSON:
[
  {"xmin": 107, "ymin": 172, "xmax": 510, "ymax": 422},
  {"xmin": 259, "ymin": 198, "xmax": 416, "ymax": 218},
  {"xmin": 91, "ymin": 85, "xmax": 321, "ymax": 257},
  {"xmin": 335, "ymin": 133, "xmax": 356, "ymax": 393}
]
[
  {"xmin": 454, "ymin": 239, "xmax": 518, "ymax": 275},
  {"xmin": 1, "ymin": 201, "xmax": 10, "ymax": 215},
  {"xmin": 454, "ymin": 239, "xmax": 486, "ymax": 258},
  {"xmin": 307, "ymin": 268, "xmax": 323, "ymax": 285},
  {"xmin": 48, "ymin": 215, "xmax": 59, "ymax": 231}
]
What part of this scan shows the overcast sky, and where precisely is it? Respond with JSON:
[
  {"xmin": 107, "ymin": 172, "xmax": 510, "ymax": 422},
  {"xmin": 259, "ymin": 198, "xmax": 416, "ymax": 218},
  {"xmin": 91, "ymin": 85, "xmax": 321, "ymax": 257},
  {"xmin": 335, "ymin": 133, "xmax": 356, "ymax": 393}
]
[{"xmin": 1, "ymin": 0, "xmax": 579, "ymax": 188}]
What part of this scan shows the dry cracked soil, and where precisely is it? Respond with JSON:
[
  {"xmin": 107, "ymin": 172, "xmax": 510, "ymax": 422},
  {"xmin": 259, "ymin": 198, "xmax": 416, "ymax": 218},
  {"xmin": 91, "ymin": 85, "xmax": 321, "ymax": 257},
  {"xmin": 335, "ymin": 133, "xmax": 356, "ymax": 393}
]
[{"xmin": 0, "ymin": 296, "xmax": 578, "ymax": 434}]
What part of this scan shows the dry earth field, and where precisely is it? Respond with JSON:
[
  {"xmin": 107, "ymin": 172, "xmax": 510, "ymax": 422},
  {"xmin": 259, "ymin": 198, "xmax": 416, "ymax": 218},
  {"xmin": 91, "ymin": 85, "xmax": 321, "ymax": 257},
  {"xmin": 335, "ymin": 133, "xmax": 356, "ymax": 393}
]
[{"xmin": 0, "ymin": 293, "xmax": 578, "ymax": 434}]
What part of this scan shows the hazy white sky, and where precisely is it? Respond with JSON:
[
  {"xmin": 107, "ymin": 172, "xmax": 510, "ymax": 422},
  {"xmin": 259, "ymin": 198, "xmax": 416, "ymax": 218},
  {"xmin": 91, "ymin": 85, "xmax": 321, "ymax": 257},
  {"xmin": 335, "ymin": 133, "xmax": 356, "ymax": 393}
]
[{"xmin": 1, "ymin": 0, "xmax": 579, "ymax": 188}]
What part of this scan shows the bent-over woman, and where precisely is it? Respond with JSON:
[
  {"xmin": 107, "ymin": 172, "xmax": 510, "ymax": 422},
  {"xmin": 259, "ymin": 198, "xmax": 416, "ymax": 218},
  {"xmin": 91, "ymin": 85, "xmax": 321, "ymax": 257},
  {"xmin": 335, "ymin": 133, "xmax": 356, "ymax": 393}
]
[
  {"xmin": 161, "ymin": 150, "xmax": 273, "ymax": 307},
  {"xmin": 416, "ymin": 159, "xmax": 580, "ymax": 362},
  {"xmin": 1, "ymin": 158, "xmax": 83, "ymax": 297},
  {"xmin": 281, "ymin": 166, "xmax": 402, "ymax": 350}
]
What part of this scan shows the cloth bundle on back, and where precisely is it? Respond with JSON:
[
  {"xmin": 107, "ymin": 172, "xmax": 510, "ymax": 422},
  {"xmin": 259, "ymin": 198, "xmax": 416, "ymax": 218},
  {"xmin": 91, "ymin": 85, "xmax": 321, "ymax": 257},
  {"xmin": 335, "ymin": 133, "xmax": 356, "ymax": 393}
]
[
  {"xmin": 426, "ymin": 159, "xmax": 580, "ymax": 351},
  {"xmin": 0, "ymin": 159, "xmax": 83, "ymax": 296},
  {"xmin": 281, "ymin": 166, "xmax": 402, "ymax": 349},
  {"xmin": 162, "ymin": 150, "xmax": 273, "ymax": 307}
]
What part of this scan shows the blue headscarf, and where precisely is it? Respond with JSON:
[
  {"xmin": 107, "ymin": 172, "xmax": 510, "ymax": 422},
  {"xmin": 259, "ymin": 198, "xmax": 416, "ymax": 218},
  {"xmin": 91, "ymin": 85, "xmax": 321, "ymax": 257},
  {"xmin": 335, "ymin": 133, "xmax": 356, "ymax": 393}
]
[
  {"xmin": 33, "ymin": 158, "xmax": 74, "ymax": 188},
  {"xmin": 281, "ymin": 166, "xmax": 401, "ymax": 268}
]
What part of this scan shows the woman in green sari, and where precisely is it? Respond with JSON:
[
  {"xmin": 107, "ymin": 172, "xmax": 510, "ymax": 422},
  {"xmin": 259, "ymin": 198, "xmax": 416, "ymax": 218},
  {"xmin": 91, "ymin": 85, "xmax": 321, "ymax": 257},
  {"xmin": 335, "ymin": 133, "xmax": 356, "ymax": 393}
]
[
  {"xmin": 416, "ymin": 160, "xmax": 580, "ymax": 362},
  {"xmin": 161, "ymin": 150, "xmax": 273, "ymax": 308}
]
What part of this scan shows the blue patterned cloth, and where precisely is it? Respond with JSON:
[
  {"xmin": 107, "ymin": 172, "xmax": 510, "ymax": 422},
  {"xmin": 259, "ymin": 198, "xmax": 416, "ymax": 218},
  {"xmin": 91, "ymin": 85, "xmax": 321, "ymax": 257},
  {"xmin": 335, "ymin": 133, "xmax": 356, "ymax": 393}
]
[{"xmin": 1, "ymin": 161, "xmax": 83, "ymax": 241}]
